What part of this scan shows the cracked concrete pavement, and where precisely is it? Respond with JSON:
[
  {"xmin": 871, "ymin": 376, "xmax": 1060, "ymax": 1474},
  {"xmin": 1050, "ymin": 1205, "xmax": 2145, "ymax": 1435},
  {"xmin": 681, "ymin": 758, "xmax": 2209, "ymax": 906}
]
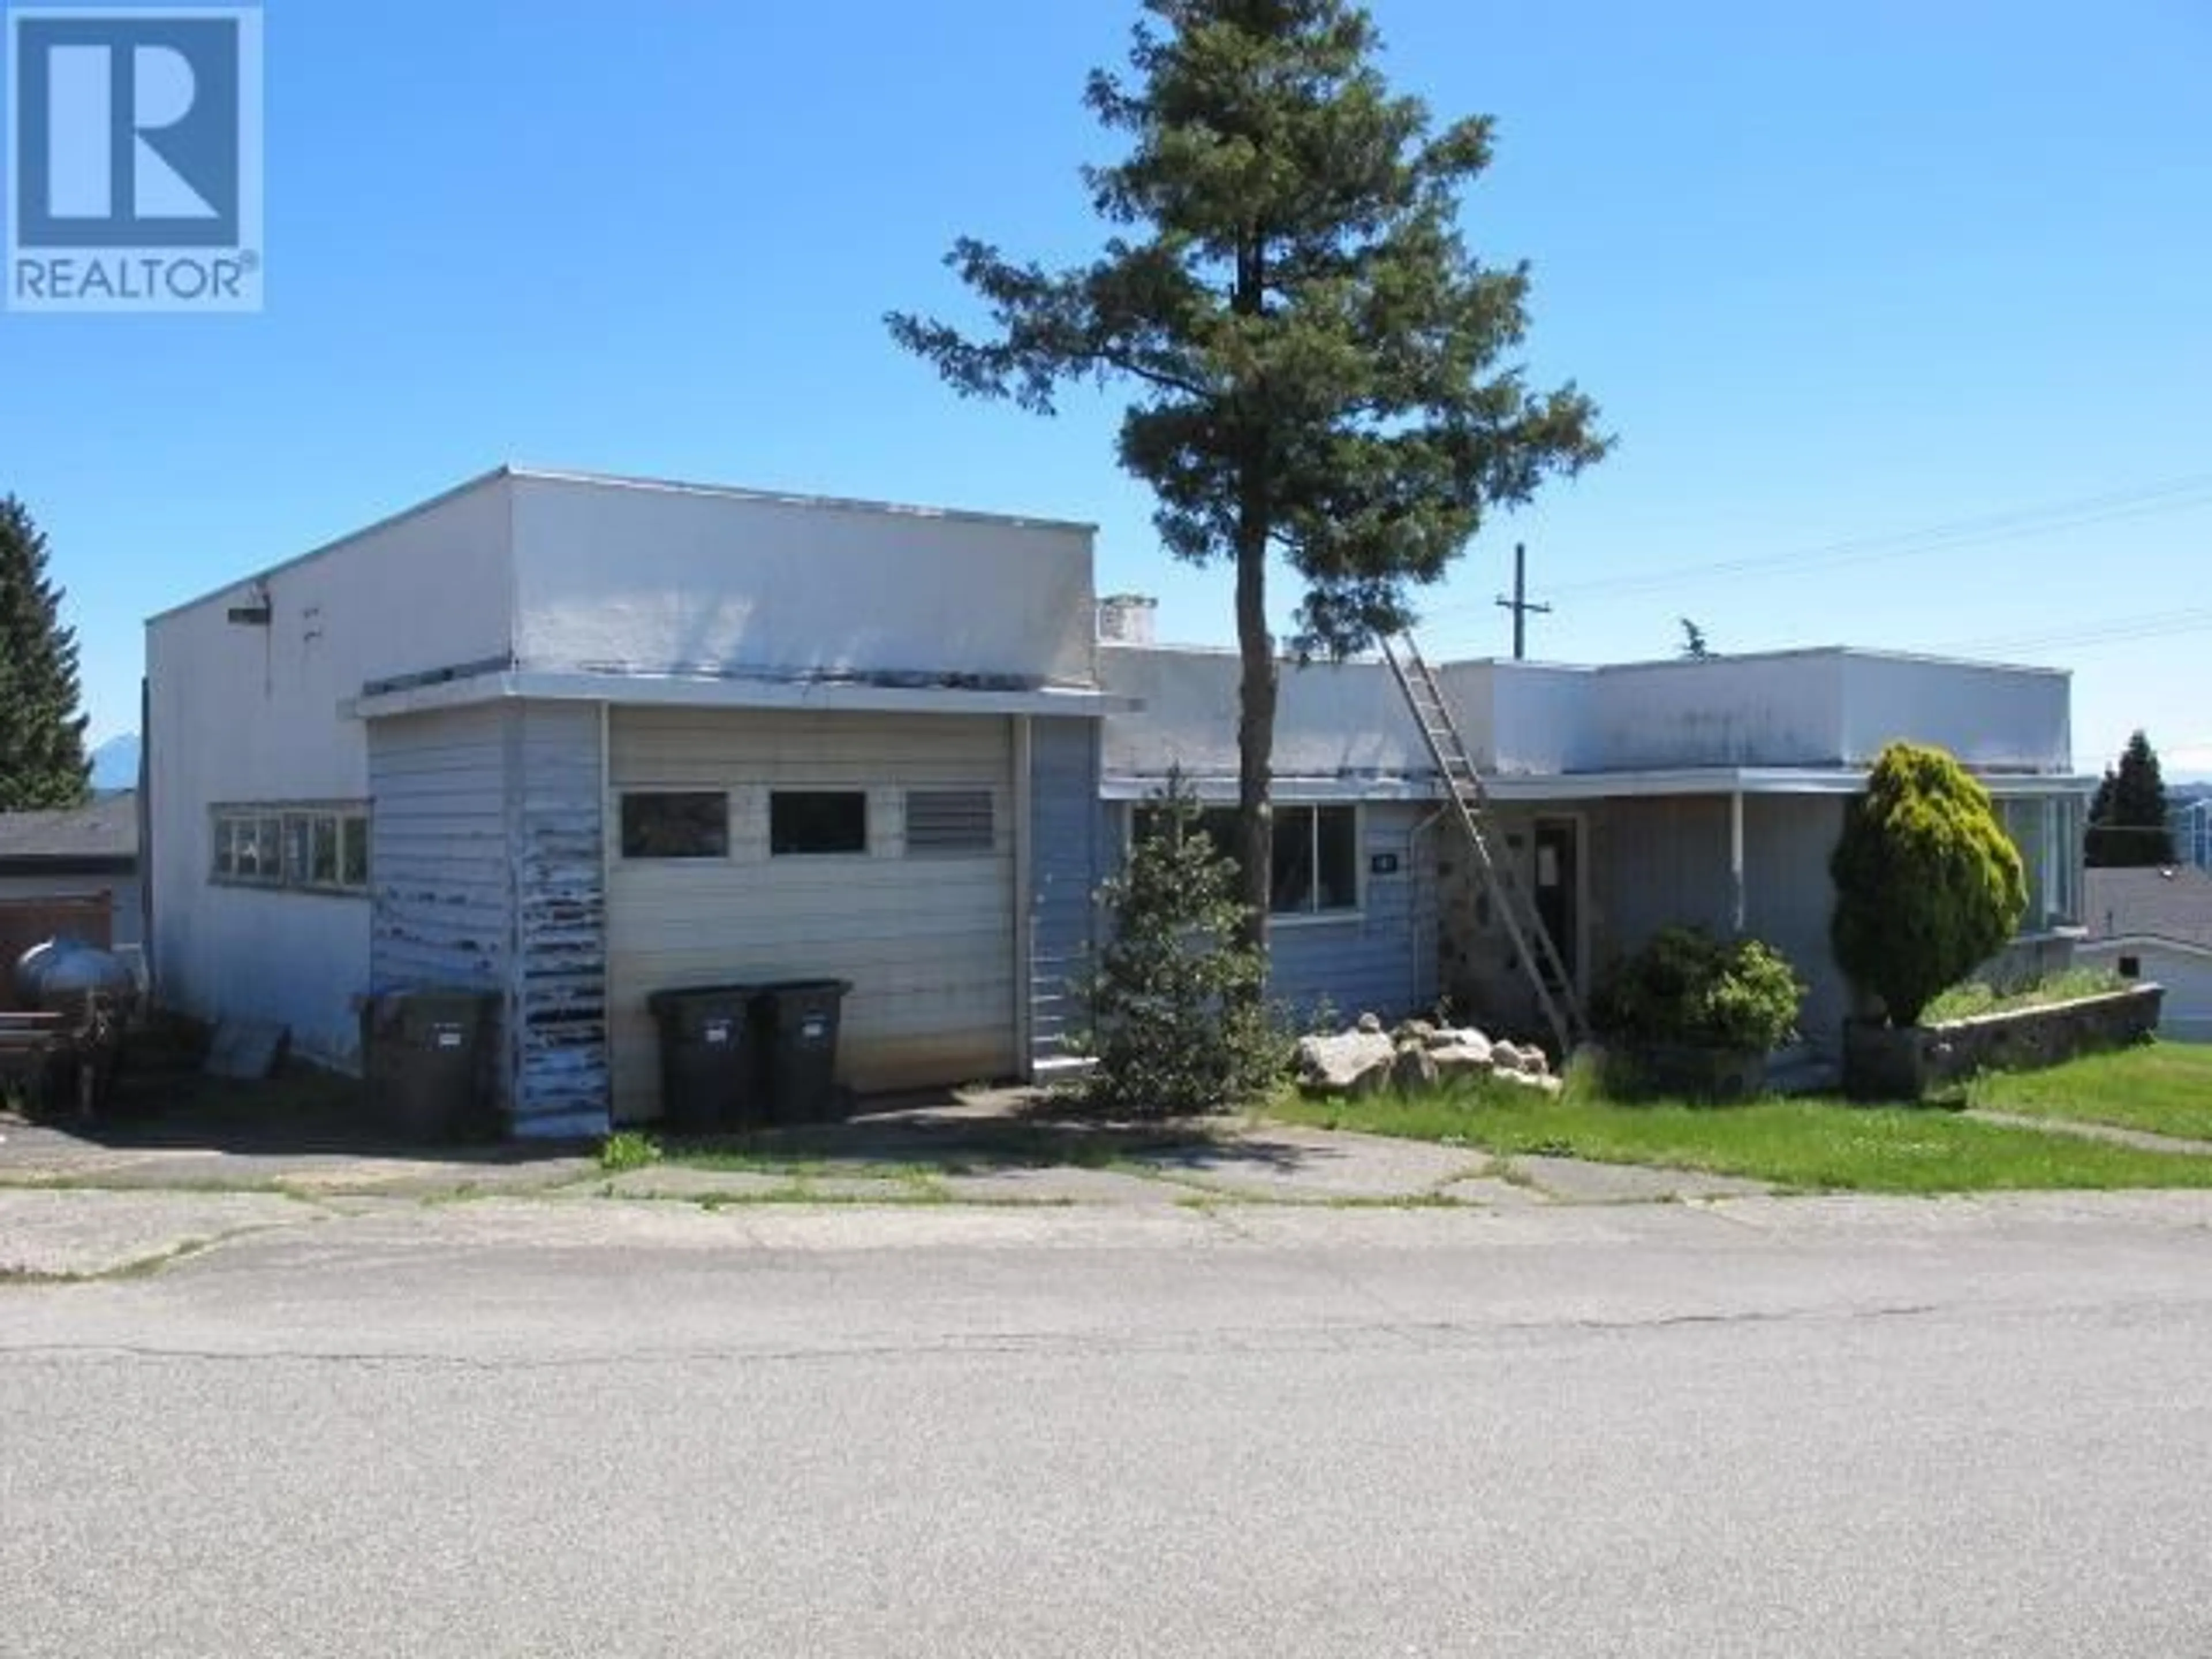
[{"xmin": 5, "ymin": 1176, "xmax": 2210, "ymax": 1658}]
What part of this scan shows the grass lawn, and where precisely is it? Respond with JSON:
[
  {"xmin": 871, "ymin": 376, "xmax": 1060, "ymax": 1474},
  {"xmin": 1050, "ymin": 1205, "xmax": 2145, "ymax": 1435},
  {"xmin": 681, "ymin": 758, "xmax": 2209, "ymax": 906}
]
[
  {"xmin": 1269, "ymin": 1075, "xmax": 2212, "ymax": 1195},
  {"xmin": 1963, "ymin": 1044, "xmax": 2212, "ymax": 1143}
]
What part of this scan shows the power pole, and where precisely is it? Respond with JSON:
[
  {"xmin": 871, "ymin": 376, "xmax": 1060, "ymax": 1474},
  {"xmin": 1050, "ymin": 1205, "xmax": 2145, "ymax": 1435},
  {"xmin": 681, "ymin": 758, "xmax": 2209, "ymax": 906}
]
[{"xmin": 1495, "ymin": 542, "xmax": 1552, "ymax": 661}]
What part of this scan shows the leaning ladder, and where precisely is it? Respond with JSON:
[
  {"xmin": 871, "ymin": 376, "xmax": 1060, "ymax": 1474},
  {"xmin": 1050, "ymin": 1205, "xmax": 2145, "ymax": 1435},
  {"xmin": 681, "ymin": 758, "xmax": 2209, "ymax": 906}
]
[{"xmin": 1381, "ymin": 632, "xmax": 1588, "ymax": 1058}]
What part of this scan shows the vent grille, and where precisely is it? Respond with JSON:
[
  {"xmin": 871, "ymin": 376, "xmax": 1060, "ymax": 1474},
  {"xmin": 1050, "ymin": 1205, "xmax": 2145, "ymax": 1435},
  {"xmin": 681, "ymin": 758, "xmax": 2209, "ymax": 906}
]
[{"xmin": 906, "ymin": 789, "xmax": 995, "ymax": 855}]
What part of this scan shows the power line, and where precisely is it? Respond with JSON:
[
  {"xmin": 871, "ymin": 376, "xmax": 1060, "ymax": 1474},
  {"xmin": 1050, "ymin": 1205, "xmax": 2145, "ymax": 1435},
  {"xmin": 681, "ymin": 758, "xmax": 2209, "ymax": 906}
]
[
  {"xmin": 1926, "ymin": 606, "xmax": 2212, "ymax": 658},
  {"xmin": 1414, "ymin": 471, "xmax": 2212, "ymax": 637}
]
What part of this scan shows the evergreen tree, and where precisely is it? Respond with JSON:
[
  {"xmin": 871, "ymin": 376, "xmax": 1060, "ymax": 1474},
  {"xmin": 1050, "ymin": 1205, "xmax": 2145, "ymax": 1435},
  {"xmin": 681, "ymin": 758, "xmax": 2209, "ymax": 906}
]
[
  {"xmin": 889, "ymin": 0, "xmax": 1607, "ymax": 954},
  {"xmin": 2086, "ymin": 729, "xmax": 2173, "ymax": 867},
  {"xmin": 1077, "ymin": 775, "xmax": 1283, "ymax": 1117},
  {"xmin": 0, "ymin": 495, "xmax": 92, "ymax": 811},
  {"xmin": 1831, "ymin": 742, "xmax": 2027, "ymax": 1028}
]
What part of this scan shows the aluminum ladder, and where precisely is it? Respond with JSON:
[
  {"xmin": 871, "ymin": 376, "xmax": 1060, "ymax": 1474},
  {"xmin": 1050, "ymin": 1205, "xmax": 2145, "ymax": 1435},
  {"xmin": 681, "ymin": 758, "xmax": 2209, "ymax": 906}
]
[{"xmin": 1380, "ymin": 632, "xmax": 1588, "ymax": 1058}]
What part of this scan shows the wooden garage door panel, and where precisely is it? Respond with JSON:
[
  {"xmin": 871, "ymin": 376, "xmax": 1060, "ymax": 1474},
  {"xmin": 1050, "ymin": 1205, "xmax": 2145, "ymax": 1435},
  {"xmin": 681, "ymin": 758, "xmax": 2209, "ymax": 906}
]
[{"xmin": 607, "ymin": 709, "xmax": 1018, "ymax": 1122}]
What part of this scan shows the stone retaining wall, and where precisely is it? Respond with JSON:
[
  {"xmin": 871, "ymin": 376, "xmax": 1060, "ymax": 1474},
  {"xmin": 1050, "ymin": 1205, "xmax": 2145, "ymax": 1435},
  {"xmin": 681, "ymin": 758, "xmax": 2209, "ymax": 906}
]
[{"xmin": 1843, "ymin": 984, "xmax": 2166, "ymax": 1102}]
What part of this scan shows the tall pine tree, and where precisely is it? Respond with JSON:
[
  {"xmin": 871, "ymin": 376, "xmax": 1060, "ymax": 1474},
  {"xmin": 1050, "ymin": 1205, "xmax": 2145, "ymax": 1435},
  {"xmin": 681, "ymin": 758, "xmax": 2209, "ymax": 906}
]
[
  {"xmin": 889, "ymin": 0, "xmax": 1607, "ymax": 953},
  {"xmin": 2086, "ymin": 729, "xmax": 2173, "ymax": 868},
  {"xmin": 0, "ymin": 495, "xmax": 92, "ymax": 811}
]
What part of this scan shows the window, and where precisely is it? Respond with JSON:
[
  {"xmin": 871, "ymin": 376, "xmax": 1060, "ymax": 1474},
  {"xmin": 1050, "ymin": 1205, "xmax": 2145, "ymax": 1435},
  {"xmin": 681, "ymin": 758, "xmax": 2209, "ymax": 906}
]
[
  {"xmin": 1131, "ymin": 802, "xmax": 1359, "ymax": 916},
  {"xmin": 1275, "ymin": 805, "xmax": 1359, "ymax": 915},
  {"xmin": 620, "ymin": 791, "xmax": 729, "ymax": 860},
  {"xmin": 906, "ymin": 789, "xmax": 995, "ymax": 856},
  {"xmin": 211, "ymin": 804, "xmax": 369, "ymax": 894},
  {"xmin": 1998, "ymin": 796, "xmax": 2070, "ymax": 929},
  {"xmin": 772, "ymin": 790, "xmax": 869, "ymax": 856},
  {"xmin": 340, "ymin": 816, "xmax": 370, "ymax": 888}
]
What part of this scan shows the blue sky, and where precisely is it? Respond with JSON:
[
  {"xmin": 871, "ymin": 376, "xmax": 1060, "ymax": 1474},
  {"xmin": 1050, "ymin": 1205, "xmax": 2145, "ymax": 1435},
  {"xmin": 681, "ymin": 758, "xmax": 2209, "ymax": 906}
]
[{"xmin": 3, "ymin": 1, "xmax": 2208, "ymax": 775}]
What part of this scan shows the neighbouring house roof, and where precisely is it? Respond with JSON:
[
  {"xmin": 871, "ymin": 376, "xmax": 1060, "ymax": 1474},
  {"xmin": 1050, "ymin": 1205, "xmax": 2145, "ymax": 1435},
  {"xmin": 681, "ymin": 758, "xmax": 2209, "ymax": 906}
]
[
  {"xmin": 2085, "ymin": 866, "xmax": 2212, "ymax": 949},
  {"xmin": 0, "ymin": 791, "xmax": 139, "ymax": 871}
]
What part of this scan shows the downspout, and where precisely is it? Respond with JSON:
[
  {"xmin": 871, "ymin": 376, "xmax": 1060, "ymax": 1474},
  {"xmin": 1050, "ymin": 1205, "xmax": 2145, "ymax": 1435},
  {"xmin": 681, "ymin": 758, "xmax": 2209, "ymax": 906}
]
[{"xmin": 1729, "ymin": 789, "xmax": 1747, "ymax": 935}]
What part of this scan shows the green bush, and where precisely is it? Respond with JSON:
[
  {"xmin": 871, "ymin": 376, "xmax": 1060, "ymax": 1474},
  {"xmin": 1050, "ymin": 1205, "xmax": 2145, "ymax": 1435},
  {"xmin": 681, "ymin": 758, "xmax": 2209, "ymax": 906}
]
[
  {"xmin": 1074, "ymin": 778, "xmax": 1287, "ymax": 1118},
  {"xmin": 598, "ymin": 1130, "xmax": 663, "ymax": 1173},
  {"xmin": 1831, "ymin": 742, "xmax": 2028, "ymax": 1028},
  {"xmin": 1592, "ymin": 926, "xmax": 1805, "ymax": 1052}
]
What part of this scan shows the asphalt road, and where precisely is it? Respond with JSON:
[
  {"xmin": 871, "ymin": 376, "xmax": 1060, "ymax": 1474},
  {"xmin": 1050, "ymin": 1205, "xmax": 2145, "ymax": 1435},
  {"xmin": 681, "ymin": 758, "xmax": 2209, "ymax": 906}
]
[{"xmin": 3, "ymin": 1195, "xmax": 2210, "ymax": 1657}]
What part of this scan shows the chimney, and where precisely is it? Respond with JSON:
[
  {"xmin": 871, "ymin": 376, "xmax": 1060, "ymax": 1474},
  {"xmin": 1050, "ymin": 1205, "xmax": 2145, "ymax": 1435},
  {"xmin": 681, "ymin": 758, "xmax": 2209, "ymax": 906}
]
[{"xmin": 1097, "ymin": 593, "xmax": 1159, "ymax": 646}]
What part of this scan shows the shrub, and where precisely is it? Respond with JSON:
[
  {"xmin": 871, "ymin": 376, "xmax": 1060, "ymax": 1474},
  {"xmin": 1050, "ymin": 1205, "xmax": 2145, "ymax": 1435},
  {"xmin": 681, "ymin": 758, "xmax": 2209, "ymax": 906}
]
[
  {"xmin": 1831, "ymin": 742, "xmax": 2028, "ymax": 1028},
  {"xmin": 599, "ymin": 1131, "xmax": 662, "ymax": 1173},
  {"xmin": 1074, "ymin": 777, "xmax": 1287, "ymax": 1118},
  {"xmin": 1592, "ymin": 926, "xmax": 1805, "ymax": 1052}
]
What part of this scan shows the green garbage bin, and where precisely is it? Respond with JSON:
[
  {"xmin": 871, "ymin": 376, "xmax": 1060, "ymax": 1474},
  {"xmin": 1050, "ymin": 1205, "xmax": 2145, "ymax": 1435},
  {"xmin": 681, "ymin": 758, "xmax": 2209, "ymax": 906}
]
[
  {"xmin": 757, "ymin": 979, "xmax": 854, "ymax": 1123},
  {"xmin": 647, "ymin": 985, "xmax": 762, "ymax": 1133},
  {"xmin": 359, "ymin": 988, "xmax": 497, "ymax": 1142}
]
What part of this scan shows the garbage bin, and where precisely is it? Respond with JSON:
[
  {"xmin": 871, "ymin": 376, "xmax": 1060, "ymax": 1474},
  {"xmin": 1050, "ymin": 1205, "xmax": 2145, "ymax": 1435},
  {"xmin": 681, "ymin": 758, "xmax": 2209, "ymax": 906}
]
[
  {"xmin": 359, "ymin": 988, "xmax": 497, "ymax": 1142},
  {"xmin": 756, "ymin": 979, "xmax": 854, "ymax": 1123},
  {"xmin": 647, "ymin": 984, "xmax": 762, "ymax": 1133}
]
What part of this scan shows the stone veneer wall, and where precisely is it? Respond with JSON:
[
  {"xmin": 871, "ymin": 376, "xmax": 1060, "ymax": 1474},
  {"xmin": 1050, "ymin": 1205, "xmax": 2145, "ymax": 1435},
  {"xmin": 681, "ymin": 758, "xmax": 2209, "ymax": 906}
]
[{"xmin": 1843, "ymin": 985, "xmax": 2166, "ymax": 1101}]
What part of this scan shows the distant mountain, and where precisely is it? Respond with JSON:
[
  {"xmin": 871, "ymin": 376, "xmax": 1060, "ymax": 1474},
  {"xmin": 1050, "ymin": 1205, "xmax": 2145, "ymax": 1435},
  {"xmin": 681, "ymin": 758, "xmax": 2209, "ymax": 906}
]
[{"xmin": 89, "ymin": 733, "xmax": 141, "ymax": 793}]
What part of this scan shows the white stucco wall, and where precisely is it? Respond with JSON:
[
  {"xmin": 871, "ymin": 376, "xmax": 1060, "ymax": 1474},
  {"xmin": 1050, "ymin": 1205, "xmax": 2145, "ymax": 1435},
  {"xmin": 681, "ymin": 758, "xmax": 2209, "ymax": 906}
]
[
  {"xmin": 1838, "ymin": 654, "xmax": 2071, "ymax": 772},
  {"xmin": 1099, "ymin": 646, "xmax": 1439, "ymax": 787},
  {"xmin": 145, "ymin": 476, "xmax": 517, "ymax": 1064},
  {"xmin": 1101, "ymin": 644, "xmax": 2073, "ymax": 785},
  {"xmin": 1484, "ymin": 665, "xmax": 1600, "ymax": 774},
  {"xmin": 508, "ymin": 473, "xmax": 1097, "ymax": 688},
  {"xmin": 1585, "ymin": 655, "xmax": 1850, "ymax": 770}
]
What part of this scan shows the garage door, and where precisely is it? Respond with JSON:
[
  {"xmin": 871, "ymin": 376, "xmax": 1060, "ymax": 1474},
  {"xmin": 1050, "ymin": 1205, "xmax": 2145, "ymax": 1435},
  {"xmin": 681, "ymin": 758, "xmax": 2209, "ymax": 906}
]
[{"xmin": 607, "ymin": 707, "xmax": 1018, "ymax": 1122}]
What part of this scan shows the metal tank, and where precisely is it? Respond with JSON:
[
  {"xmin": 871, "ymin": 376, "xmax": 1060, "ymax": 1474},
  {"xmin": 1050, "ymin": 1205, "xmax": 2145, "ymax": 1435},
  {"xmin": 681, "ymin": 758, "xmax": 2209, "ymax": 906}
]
[{"xmin": 13, "ymin": 936, "xmax": 137, "ymax": 1011}]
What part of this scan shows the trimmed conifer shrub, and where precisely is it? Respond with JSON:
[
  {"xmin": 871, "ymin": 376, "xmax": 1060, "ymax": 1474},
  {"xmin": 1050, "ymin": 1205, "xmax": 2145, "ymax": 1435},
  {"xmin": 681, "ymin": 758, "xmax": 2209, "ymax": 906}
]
[{"xmin": 1831, "ymin": 743, "xmax": 2027, "ymax": 1028}]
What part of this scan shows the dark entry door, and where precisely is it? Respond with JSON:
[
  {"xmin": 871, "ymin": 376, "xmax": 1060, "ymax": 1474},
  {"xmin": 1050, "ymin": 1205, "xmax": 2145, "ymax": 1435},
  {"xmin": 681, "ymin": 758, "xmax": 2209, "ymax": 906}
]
[{"xmin": 1532, "ymin": 819, "xmax": 1579, "ymax": 986}]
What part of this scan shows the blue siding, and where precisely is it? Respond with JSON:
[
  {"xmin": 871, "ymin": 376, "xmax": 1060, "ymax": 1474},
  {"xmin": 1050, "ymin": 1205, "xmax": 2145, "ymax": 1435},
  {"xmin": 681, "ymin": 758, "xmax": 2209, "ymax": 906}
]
[
  {"xmin": 1029, "ymin": 718, "xmax": 1104, "ymax": 1067},
  {"xmin": 1267, "ymin": 803, "xmax": 1431, "ymax": 1024},
  {"xmin": 369, "ymin": 705, "xmax": 516, "ymax": 1102},
  {"xmin": 370, "ymin": 702, "xmax": 609, "ymax": 1137},
  {"xmin": 507, "ymin": 703, "xmax": 608, "ymax": 1137}
]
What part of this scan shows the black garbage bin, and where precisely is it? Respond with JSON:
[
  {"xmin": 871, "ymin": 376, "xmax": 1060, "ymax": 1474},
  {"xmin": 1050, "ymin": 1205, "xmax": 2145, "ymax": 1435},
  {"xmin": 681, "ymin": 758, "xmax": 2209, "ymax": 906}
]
[
  {"xmin": 359, "ymin": 988, "xmax": 497, "ymax": 1142},
  {"xmin": 756, "ymin": 979, "xmax": 854, "ymax": 1123},
  {"xmin": 647, "ymin": 985, "xmax": 762, "ymax": 1133}
]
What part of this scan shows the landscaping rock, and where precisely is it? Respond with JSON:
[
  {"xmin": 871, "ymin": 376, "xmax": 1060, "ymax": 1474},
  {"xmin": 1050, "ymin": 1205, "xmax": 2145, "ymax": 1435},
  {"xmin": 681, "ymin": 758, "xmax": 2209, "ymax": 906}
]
[
  {"xmin": 1391, "ymin": 1041, "xmax": 1440, "ymax": 1093},
  {"xmin": 1296, "ymin": 1031, "xmax": 1396, "ymax": 1096},
  {"xmin": 1395, "ymin": 1019, "xmax": 1437, "ymax": 1046},
  {"xmin": 1495, "ymin": 1069, "xmax": 1565, "ymax": 1097},
  {"xmin": 1491, "ymin": 1041, "xmax": 1530, "ymax": 1075},
  {"xmin": 1431, "ymin": 1041, "xmax": 1494, "ymax": 1080},
  {"xmin": 1356, "ymin": 1012, "xmax": 1384, "ymax": 1035}
]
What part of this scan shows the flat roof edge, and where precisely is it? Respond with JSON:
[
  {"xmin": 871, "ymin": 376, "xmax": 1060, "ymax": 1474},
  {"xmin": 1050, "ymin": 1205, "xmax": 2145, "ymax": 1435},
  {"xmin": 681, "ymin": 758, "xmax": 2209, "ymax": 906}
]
[{"xmin": 506, "ymin": 466, "xmax": 1099, "ymax": 536}]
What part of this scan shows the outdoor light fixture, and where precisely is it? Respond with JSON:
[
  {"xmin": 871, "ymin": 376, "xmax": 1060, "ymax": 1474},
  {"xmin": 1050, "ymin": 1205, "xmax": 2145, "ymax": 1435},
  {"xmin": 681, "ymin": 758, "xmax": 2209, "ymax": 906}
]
[{"xmin": 226, "ymin": 582, "xmax": 272, "ymax": 626}]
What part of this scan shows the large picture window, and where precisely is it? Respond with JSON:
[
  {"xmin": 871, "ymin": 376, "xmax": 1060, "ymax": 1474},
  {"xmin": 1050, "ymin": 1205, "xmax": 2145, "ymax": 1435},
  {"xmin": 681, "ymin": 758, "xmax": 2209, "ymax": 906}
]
[{"xmin": 1132, "ymin": 802, "xmax": 1359, "ymax": 917}]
